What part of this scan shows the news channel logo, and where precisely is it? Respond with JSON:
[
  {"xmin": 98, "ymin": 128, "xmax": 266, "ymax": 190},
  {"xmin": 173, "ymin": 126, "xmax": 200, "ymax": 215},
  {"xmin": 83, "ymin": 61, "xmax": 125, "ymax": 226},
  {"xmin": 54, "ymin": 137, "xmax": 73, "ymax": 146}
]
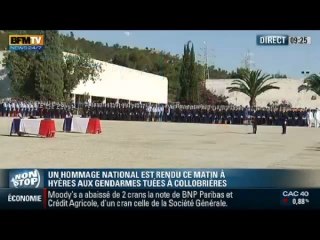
[
  {"xmin": 256, "ymin": 35, "xmax": 289, "ymax": 46},
  {"xmin": 8, "ymin": 35, "xmax": 45, "ymax": 52},
  {"xmin": 9, "ymin": 169, "xmax": 44, "ymax": 188}
]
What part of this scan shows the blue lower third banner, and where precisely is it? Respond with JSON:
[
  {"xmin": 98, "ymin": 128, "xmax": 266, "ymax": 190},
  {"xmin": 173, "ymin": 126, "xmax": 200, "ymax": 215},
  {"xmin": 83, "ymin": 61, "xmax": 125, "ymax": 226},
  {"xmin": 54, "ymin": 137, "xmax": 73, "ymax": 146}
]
[
  {"xmin": 2, "ymin": 168, "xmax": 320, "ymax": 189},
  {"xmin": 0, "ymin": 168, "xmax": 320, "ymax": 209},
  {"xmin": 0, "ymin": 188, "xmax": 319, "ymax": 209}
]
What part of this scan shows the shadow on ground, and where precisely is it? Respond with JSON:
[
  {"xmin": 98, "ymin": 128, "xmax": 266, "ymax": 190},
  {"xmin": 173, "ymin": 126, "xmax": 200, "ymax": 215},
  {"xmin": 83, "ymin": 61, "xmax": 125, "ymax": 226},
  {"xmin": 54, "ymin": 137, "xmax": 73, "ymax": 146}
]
[
  {"xmin": 0, "ymin": 134, "xmax": 41, "ymax": 138},
  {"xmin": 305, "ymin": 147, "xmax": 320, "ymax": 151}
]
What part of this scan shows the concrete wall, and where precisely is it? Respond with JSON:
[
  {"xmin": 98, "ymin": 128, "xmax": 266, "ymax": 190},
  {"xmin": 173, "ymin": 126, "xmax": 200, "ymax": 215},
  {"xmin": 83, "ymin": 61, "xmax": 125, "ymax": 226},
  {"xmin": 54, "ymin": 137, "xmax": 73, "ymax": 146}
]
[{"xmin": 206, "ymin": 79, "xmax": 320, "ymax": 108}]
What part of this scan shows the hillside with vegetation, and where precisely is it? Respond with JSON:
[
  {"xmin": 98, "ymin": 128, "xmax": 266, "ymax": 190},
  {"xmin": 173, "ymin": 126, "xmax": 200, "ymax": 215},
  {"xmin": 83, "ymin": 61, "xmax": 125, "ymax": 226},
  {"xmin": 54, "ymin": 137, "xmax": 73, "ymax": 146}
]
[
  {"xmin": 0, "ymin": 30, "xmax": 289, "ymax": 104},
  {"xmin": 0, "ymin": 31, "xmax": 233, "ymax": 102}
]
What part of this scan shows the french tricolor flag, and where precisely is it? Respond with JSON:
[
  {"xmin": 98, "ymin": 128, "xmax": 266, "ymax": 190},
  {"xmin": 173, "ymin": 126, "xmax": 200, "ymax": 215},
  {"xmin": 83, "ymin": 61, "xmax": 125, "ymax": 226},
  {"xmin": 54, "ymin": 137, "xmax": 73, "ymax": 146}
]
[{"xmin": 63, "ymin": 118, "xmax": 102, "ymax": 134}]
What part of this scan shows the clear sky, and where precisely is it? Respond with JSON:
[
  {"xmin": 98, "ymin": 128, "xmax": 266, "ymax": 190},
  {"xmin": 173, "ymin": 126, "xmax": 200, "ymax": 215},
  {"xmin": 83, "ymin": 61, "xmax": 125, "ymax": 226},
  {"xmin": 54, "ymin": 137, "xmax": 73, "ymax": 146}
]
[{"xmin": 60, "ymin": 30, "xmax": 320, "ymax": 78}]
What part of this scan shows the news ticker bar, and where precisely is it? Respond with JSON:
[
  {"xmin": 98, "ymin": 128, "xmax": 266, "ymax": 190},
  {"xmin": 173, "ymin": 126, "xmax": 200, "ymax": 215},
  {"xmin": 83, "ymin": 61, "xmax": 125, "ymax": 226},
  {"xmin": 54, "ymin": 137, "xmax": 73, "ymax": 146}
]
[
  {"xmin": 2, "ymin": 169, "xmax": 320, "ymax": 189},
  {"xmin": 0, "ymin": 188, "xmax": 318, "ymax": 210}
]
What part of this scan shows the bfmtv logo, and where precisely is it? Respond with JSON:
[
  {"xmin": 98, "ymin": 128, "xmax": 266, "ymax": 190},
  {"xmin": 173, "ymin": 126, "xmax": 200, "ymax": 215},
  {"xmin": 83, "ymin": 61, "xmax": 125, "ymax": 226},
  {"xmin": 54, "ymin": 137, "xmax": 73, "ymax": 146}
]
[{"xmin": 10, "ymin": 169, "xmax": 41, "ymax": 188}]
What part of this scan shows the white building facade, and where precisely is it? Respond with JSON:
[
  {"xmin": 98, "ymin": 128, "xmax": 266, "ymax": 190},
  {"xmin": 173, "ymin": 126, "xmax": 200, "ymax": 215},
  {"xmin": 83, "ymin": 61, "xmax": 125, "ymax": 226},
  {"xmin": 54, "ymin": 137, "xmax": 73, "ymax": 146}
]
[
  {"xmin": 206, "ymin": 79, "xmax": 320, "ymax": 108},
  {"xmin": 0, "ymin": 51, "xmax": 168, "ymax": 104}
]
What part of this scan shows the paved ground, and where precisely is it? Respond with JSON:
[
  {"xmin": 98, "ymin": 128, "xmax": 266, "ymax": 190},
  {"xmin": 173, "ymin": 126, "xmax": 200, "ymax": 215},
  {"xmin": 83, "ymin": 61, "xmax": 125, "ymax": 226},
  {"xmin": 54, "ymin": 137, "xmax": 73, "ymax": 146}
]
[{"xmin": 0, "ymin": 117, "xmax": 319, "ymax": 168}]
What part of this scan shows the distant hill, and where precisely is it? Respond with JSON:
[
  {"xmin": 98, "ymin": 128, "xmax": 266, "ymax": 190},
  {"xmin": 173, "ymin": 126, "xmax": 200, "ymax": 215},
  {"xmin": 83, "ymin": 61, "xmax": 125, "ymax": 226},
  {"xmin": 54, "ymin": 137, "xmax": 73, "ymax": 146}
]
[
  {"xmin": 0, "ymin": 31, "xmax": 236, "ymax": 102},
  {"xmin": 0, "ymin": 31, "xmax": 289, "ymax": 102}
]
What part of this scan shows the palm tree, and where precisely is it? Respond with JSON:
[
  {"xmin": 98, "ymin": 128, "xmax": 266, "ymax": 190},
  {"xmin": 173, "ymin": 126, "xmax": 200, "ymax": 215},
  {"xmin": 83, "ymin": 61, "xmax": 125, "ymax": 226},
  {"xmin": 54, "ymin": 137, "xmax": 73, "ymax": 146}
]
[
  {"xmin": 298, "ymin": 74, "xmax": 320, "ymax": 96},
  {"xmin": 227, "ymin": 69, "xmax": 280, "ymax": 108}
]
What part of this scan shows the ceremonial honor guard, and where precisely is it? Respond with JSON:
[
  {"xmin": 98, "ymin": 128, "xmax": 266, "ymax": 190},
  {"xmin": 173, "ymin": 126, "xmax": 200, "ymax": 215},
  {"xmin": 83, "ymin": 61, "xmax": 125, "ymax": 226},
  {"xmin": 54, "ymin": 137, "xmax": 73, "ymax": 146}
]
[
  {"xmin": 252, "ymin": 115, "xmax": 257, "ymax": 134},
  {"xmin": 287, "ymin": 110, "xmax": 293, "ymax": 126},
  {"xmin": 208, "ymin": 107, "xmax": 213, "ymax": 124},
  {"xmin": 226, "ymin": 108, "xmax": 231, "ymax": 124},
  {"xmin": 239, "ymin": 108, "xmax": 244, "ymax": 125},
  {"xmin": 22, "ymin": 102, "xmax": 26, "ymax": 117},
  {"xmin": 10, "ymin": 102, "xmax": 15, "ymax": 117},
  {"xmin": 159, "ymin": 105, "xmax": 163, "ymax": 122},
  {"xmin": 282, "ymin": 112, "xmax": 288, "ymax": 134},
  {"xmin": 32, "ymin": 102, "xmax": 37, "ymax": 117},
  {"xmin": 28, "ymin": 102, "xmax": 32, "ymax": 117},
  {"xmin": 314, "ymin": 108, "xmax": 320, "ymax": 128},
  {"xmin": 2, "ymin": 101, "xmax": 6, "ymax": 117}
]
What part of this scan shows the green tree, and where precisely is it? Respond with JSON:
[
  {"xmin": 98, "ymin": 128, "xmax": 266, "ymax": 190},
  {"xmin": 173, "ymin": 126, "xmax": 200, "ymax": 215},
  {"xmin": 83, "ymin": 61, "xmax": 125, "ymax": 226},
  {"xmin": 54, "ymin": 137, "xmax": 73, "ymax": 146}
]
[
  {"xmin": 298, "ymin": 74, "xmax": 320, "ymax": 96},
  {"xmin": 179, "ymin": 44, "xmax": 188, "ymax": 103},
  {"xmin": 3, "ymin": 30, "xmax": 102, "ymax": 101},
  {"xmin": 0, "ymin": 31, "xmax": 9, "ymax": 50},
  {"xmin": 1, "ymin": 30, "xmax": 238, "ymax": 102},
  {"xmin": 2, "ymin": 30, "xmax": 45, "ymax": 98},
  {"xmin": 63, "ymin": 51, "xmax": 103, "ymax": 100},
  {"xmin": 34, "ymin": 30, "xmax": 65, "ymax": 101},
  {"xmin": 189, "ymin": 44, "xmax": 198, "ymax": 103},
  {"xmin": 208, "ymin": 65, "xmax": 231, "ymax": 79},
  {"xmin": 272, "ymin": 72, "xmax": 287, "ymax": 78},
  {"xmin": 199, "ymin": 85, "xmax": 228, "ymax": 105},
  {"xmin": 113, "ymin": 43, "xmax": 120, "ymax": 49},
  {"xmin": 227, "ymin": 69, "xmax": 280, "ymax": 108},
  {"xmin": 229, "ymin": 67, "xmax": 249, "ymax": 79},
  {"xmin": 112, "ymin": 53, "xmax": 129, "ymax": 67},
  {"xmin": 3, "ymin": 51, "xmax": 37, "ymax": 98},
  {"xmin": 179, "ymin": 41, "xmax": 199, "ymax": 104}
]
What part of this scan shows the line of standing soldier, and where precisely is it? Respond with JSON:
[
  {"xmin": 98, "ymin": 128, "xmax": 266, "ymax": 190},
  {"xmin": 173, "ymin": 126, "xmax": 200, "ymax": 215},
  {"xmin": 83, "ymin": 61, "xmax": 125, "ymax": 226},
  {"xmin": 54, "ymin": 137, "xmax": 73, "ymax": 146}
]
[
  {"xmin": 250, "ymin": 110, "xmax": 288, "ymax": 134},
  {"xmin": 83, "ymin": 103, "xmax": 309, "ymax": 127},
  {"xmin": 0, "ymin": 101, "xmax": 74, "ymax": 119},
  {"xmin": 0, "ymin": 101, "xmax": 312, "ymax": 128},
  {"xmin": 82, "ymin": 103, "xmax": 163, "ymax": 122}
]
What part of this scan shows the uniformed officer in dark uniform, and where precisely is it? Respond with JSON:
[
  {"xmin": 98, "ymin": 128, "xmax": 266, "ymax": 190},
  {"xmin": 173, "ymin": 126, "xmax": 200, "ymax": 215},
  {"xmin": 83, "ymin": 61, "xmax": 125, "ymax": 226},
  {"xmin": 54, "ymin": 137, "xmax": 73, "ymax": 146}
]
[
  {"xmin": 208, "ymin": 107, "xmax": 214, "ymax": 124},
  {"xmin": 281, "ymin": 111, "xmax": 288, "ymax": 134},
  {"xmin": 234, "ymin": 108, "xmax": 239, "ymax": 125},
  {"xmin": 302, "ymin": 109, "xmax": 307, "ymax": 126},
  {"xmin": 239, "ymin": 107, "xmax": 244, "ymax": 125},
  {"xmin": 252, "ymin": 113, "xmax": 257, "ymax": 134},
  {"xmin": 287, "ymin": 109, "xmax": 293, "ymax": 126},
  {"xmin": 0, "ymin": 101, "xmax": 3, "ymax": 117}
]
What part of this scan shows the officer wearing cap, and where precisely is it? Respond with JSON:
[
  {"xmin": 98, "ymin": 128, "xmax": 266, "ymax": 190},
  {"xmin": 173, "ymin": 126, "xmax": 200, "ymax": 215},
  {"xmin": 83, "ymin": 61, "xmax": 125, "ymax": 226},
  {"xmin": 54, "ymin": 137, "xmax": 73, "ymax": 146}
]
[
  {"xmin": 1, "ymin": 101, "xmax": 5, "ymax": 117},
  {"xmin": 281, "ymin": 110, "xmax": 288, "ymax": 134},
  {"xmin": 252, "ymin": 111, "xmax": 257, "ymax": 134}
]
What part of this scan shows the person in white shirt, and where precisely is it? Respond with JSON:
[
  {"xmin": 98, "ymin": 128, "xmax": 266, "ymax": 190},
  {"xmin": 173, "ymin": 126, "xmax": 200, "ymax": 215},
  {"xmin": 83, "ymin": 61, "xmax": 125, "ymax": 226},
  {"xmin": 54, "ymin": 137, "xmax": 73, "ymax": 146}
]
[
  {"xmin": 33, "ymin": 102, "xmax": 38, "ymax": 116},
  {"xmin": 29, "ymin": 102, "xmax": 33, "ymax": 117},
  {"xmin": 25, "ymin": 103, "xmax": 29, "ymax": 117},
  {"xmin": 314, "ymin": 108, "xmax": 320, "ymax": 128},
  {"xmin": 159, "ymin": 105, "xmax": 164, "ymax": 122},
  {"xmin": 307, "ymin": 109, "xmax": 314, "ymax": 128},
  {"xmin": 147, "ymin": 105, "xmax": 152, "ymax": 122},
  {"xmin": 7, "ymin": 102, "xmax": 11, "ymax": 117},
  {"xmin": 11, "ymin": 102, "xmax": 15, "ymax": 117},
  {"xmin": 166, "ymin": 105, "xmax": 171, "ymax": 122},
  {"xmin": 152, "ymin": 105, "xmax": 157, "ymax": 122},
  {"xmin": 155, "ymin": 105, "xmax": 160, "ymax": 122},
  {"xmin": 22, "ymin": 102, "xmax": 26, "ymax": 117},
  {"xmin": 66, "ymin": 110, "xmax": 73, "ymax": 118},
  {"xmin": 16, "ymin": 102, "xmax": 20, "ymax": 117}
]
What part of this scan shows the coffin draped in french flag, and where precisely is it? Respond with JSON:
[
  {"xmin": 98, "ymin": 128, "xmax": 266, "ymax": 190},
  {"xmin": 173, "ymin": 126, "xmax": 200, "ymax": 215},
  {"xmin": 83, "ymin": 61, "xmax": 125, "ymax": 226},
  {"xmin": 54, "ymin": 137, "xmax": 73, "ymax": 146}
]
[
  {"xmin": 10, "ymin": 118, "xmax": 56, "ymax": 138},
  {"xmin": 63, "ymin": 117, "xmax": 102, "ymax": 134}
]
